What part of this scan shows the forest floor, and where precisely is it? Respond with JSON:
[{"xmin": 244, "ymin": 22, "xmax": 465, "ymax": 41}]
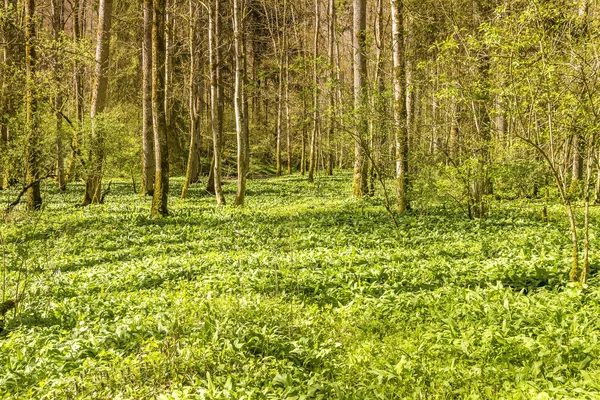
[{"xmin": 1, "ymin": 173, "xmax": 600, "ymax": 399}]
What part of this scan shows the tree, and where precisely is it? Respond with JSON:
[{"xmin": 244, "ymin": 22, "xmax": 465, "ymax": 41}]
[
  {"xmin": 151, "ymin": 0, "xmax": 169, "ymax": 216},
  {"xmin": 234, "ymin": 0, "xmax": 249, "ymax": 205},
  {"xmin": 141, "ymin": 0, "xmax": 155, "ymax": 196},
  {"xmin": 307, "ymin": 0, "xmax": 319, "ymax": 183},
  {"xmin": 82, "ymin": 0, "xmax": 113, "ymax": 205},
  {"xmin": 52, "ymin": 0, "xmax": 66, "ymax": 192},
  {"xmin": 390, "ymin": 0, "xmax": 407, "ymax": 211},
  {"xmin": 352, "ymin": 0, "xmax": 368, "ymax": 197},
  {"xmin": 181, "ymin": 0, "xmax": 203, "ymax": 199},
  {"xmin": 208, "ymin": 0, "xmax": 225, "ymax": 206},
  {"xmin": 25, "ymin": 0, "xmax": 42, "ymax": 210}
]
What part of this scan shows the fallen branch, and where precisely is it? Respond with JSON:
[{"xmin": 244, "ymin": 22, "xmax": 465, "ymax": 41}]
[{"xmin": 4, "ymin": 173, "xmax": 55, "ymax": 218}]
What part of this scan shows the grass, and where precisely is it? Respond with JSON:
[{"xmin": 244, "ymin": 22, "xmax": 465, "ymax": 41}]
[{"xmin": 1, "ymin": 172, "xmax": 600, "ymax": 399}]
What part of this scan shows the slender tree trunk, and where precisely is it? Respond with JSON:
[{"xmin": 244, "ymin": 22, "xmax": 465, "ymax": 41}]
[
  {"xmin": 67, "ymin": 0, "xmax": 85, "ymax": 182},
  {"xmin": 82, "ymin": 0, "xmax": 113, "ymax": 205},
  {"xmin": 233, "ymin": 0, "xmax": 248, "ymax": 205},
  {"xmin": 181, "ymin": 0, "xmax": 203, "ymax": 199},
  {"xmin": 307, "ymin": 0, "xmax": 319, "ymax": 183},
  {"xmin": 1, "ymin": 0, "xmax": 18, "ymax": 189},
  {"xmin": 352, "ymin": 0, "xmax": 368, "ymax": 197},
  {"xmin": 391, "ymin": 0, "xmax": 408, "ymax": 211},
  {"xmin": 141, "ymin": 0, "xmax": 155, "ymax": 195},
  {"xmin": 285, "ymin": 45, "xmax": 292, "ymax": 174},
  {"xmin": 275, "ymin": 0, "xmax": 287, "ymax": 177},
  {"xmin": 151, "ymin": 0, "xmax": 169, "ymax": 216},
  {"xmin": 326, "ymin": 0, "xmax": 335, "ymax": 176},
  {"xmin": 52, "ymin": 0, "xmax": 66, "ymax": 191},
  {"xmin": 209, "ymin": 0, "xmax": 225, "ymax": 205},
  {"xmin": 25, "ymin": 0, "xmax": 42, "ymax": 210},
  {"xmin": 369, "ymin": 0, "xmax": 384, "ymax": 194}
]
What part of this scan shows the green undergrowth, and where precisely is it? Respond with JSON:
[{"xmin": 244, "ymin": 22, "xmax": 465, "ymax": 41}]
[{"xmin": 1, "ymin": 173, "xmax": 600, "ymax": 399}]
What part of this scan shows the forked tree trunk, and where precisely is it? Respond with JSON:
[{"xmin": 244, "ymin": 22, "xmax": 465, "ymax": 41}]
[
  {"xmin": 151, "ymin": 0, "xmax": 169, "ymax": 216},
  {"xmin": 141, "ymin": 0, "xmax": 155, "ymax": 196},
  {"xmin": 82, "ymin": 0, "xmax": 113, "ymax": 205}
]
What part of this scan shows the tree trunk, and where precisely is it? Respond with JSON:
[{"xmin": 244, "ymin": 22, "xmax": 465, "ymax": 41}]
[
  {"xmin": 1, "ymin": 0, "xmax": 18, "ymax": 189},
  {"xmin": 326, "ymin": 0, "xmax": 335, "ymax": 176},
  {"xmin": 151, "ymin": 0, "xmax": 169, "ymax": 216},
  {"xmin": 25, "ymin": 0, "xmax": 42, "ymax": 210},
  {"xmin": 67, "ymin": 0, "xmax": 85, "ymax": 183},
  {"xmin": 352, "ymin": 0, "xmax": 368, "ymax": 197},
  {"xmin": 209, "ymin": 0, "xmax": 225, "ymax": 205},
  {"xmin": 82, "ymin": 0, "xmax": 113, "ymax": 205},
  {"xmin": 181, "ymin": 0, "xmax": 203, "ymax": 199},
  {"xmin": 52, "ymin": 0, "xmax": 66, "ymax": 191},
  {"xmin": 233, "ymin": 0, "xmax": 248, "ymax": 205},
  {"xmin": 391, "ymin": 0, "xmax": 408, "ymax": 211},
  {"xmin": 141, "ymin": 0, "xmax": 155, "ymax": 196},
  {"xmin": 307, "ymin": 0, "xmax": 319, "ymax": 183}
]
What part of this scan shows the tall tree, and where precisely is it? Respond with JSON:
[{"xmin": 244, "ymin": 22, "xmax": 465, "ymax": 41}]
[
  {"xmin": 1, "ymin": 0, "xmax": 18, "ymax": 189},
  {"xmin": 307, "ymin": 0, "xmax": 319, "ymax": 183},
  {"xmin": 141, "ymin": 0, "xmax": 155, "ymax": 196},
  {"xmin": 67, "ymin": 0, "xmax": 85, "ymax": 182},
  {"xmin": 151, "ymin": 0, "xmax": 169, "ymax": 216},
  {"xmin": 181, "ymin": 0, "xmax": 203, "ymax": 199},
  {"xmin": 352, "ymin": 0, "xmax": 368, "ymax": 196},
  {"xmin": 209, "ymin": 0, "xmax": 225, "ymax": 205},
  {"xmin": 233, "ymin": 0, "xmax": 248, "ymax": 205},
  {"xmin": 52, "ymin": 0, "xmax": 66, "ymax": 191},
  {"xmin": 25, "ymin": 0, "xmax": 42, "ymax": 210},
  {"xmin": 391, "ymin": 0, "xmax": 408, "ymax": 211},
  {"xmin": 82, "ymin": 0, "xmax": 113, "ymax": 205},
  {"xmin": 326, "ymin": 0, "xmax": 335, "ymax": 176}
]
